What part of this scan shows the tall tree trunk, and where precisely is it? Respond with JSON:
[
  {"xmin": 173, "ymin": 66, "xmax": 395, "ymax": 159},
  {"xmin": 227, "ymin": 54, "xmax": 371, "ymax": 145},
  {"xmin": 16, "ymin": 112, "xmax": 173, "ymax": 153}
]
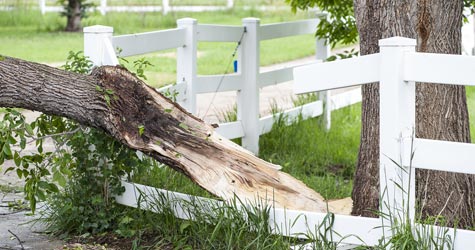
[
  {"xmin": 65, "ymin": 0, "xmax": 82, "ymax": 32},
  {"xmin": 0, "ymin": 56, "xmax": 338, "ymax": 213},
  {"xmin": 352, "ymin": 0, "xmax": 475, "ymax": 227}
]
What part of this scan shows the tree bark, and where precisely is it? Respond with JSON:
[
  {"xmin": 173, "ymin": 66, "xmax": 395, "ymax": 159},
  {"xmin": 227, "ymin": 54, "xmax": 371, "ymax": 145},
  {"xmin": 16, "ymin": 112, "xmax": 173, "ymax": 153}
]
[
  {"xmin": 65, "ymin": 0, "xmax": 82, "ymax": 32},
  {"xmin": 0, "ymin": 56, "xmax": 337, "ymax": 213},
  {"xmin": 352, "ymin": 0, "xmax": 475, "ymax": 227}
]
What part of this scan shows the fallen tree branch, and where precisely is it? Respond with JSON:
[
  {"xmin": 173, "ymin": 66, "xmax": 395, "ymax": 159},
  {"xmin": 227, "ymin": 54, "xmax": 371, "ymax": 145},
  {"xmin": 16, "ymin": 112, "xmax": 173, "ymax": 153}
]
[{"xmin": 0, "ymin": 56, "xmax": 333, "ymax": 212}]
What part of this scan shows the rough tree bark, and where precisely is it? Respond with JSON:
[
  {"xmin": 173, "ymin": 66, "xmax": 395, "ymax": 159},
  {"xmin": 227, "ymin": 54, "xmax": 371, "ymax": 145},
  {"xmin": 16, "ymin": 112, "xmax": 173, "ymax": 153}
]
[
  {"xmin": 352, "ymin": 0, "xmax": 475, "ymax": 227},
  {"xmin": 0, "ymin": 56, "xmax": 338, "ymax": 213}
]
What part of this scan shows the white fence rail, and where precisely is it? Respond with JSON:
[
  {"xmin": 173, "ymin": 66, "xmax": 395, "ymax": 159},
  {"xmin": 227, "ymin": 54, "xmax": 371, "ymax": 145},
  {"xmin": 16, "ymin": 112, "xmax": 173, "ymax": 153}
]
[
  {"xmin": 114, "ymin": 36, "xmax": 475, "ymax": 249},
  {"xmin": 84, "ymin": 16, "xmax": 361, "ymax": 154},
  {"xmin": 39, "ymin": 0, "xmax": 234, "ymax": 15},
  {"xmin": 290, "ymin": 36, "xmax": 475, "ymax": 248}
]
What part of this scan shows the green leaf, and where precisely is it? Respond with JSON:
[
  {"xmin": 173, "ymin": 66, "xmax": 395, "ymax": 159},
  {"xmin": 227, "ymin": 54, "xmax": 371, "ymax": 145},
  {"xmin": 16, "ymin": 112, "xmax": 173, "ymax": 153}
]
[
  {"xmin": 25, "ymin": 124, "xmax": 34, "ymax": 136},
  {"xmin": 138, "ymin": 125, "xmax": 145, "ymax": 136},
  {"xmin": 20, "ymin": 138, "xmax": 26, "ymax": 149},
  {"xmin": 16, "ymin": 168, "xmax": 22, "ymax": 178},
  {"xmin": 13, "ymin": 151, "xmax": 21, "ymax": 166},
  {"xmin": 104, "ymin": 94, "xmax": 111, "ymax": 106},
  {"xmin": 105, "ymin": 89, "xmax": 114, "ymax": 95},
  {"xmin": 3, "ymin": 143, "xmax": 12, "ymax": 157},
  {"xmin": 180, "ymin": 221, "xmax": 191, "ymax": 234},
  {"xmin": 179, "ymin": 123, "xmax": 189, "ymax": 131},
  {"xmin": 164, "ymin": 109, "xmax": 172, "ymax": 113},
  {"xmin": 4, "ymin": 167, "xmax": 14, "ymax": 174},
  {"xmin": 95, "ymin": 85, "xmax": 103, "ymax": 92},
  {"xmin": 53, "ymin": 171, "xmax": 67, "ymax": 187},
  {"xmin": 48, "ymin": 183, "xmax": 59, "ymax": 193}
]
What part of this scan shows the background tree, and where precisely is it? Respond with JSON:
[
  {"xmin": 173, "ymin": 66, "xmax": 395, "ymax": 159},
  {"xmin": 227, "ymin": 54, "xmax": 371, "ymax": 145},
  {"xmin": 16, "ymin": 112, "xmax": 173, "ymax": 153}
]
[
  {"xmin": 288, "ymin": 0, "xmax": 475, "ymax": 227},
  {"xmin": 60, "ymin": 0, "xmax": 93, "ymax": 32}
]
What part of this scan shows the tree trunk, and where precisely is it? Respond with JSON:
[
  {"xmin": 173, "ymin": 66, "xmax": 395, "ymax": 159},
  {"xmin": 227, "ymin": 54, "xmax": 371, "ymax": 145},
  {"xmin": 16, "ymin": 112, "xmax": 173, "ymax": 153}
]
[
  {"xmin": 65, "ymin": 0, "xmax": 82, "ymax": 32},
  {"xmin": 0, "ymin": 56, "xmax": 338, "ymax": 213},
  {"xmin": 352, "ymin": 0, "xmax": 475, "ymax": 227}
]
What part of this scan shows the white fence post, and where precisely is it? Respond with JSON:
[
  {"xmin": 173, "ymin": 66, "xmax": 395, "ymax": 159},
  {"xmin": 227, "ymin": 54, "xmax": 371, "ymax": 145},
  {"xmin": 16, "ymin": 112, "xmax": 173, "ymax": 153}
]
[
  {"xmin": 162, "ymin": 0, "xmax": 170, "ymax": 15},
  {"xmin": 315, "ymin": 13, "xmax": 331, "ymax": 131},
  {"xmin": 227, "ymin": 0, "xmax": 234, "ymax": 8},
  {"xmin": 238, "ymin": 18, "xmax": 260, "ymax": 154},
  {"xmin": 176, "ymin": 18, "xmax": 198, "ymax": 113},
  {"xmin": 83, "ymin": 25, "xmax": 118, "ymax": 66},
  {"xmin": 39, "ymin": 0, "xmax": 45, "ymax": 14},
  {"xmin": 100, "ymin": 0, "xmax": 107, "ymax": 15},
  {"xmin": 378, "ymin": 37, "xmax": 416, "ymax": 228}
]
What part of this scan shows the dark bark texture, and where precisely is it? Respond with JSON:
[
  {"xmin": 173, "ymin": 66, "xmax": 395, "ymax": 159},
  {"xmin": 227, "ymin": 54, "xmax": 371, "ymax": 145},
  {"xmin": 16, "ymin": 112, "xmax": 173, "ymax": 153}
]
[
  {"xmin": 352, "ymin": 0, "xmax": 475, "ymax": 227},
  {"xmin": 0, "ymin": 56, "xmax": 337, "ymax": 213},
  {"xmin": 65, "ymin": 0, "xmax": 82, "ymax": 32}
]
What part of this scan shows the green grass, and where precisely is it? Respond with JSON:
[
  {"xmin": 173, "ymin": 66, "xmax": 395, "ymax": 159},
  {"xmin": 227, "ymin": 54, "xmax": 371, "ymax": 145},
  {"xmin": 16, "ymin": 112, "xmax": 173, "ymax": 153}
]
[{"xmin": 467, "ymin": 86, "xmax": 475, "ymax": 142}]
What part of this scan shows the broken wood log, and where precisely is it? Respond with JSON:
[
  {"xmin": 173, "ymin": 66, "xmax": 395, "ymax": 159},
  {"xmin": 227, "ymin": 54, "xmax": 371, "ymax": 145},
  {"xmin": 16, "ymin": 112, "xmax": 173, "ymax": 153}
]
[{"xmin": 0, "ymin": 56, "xmax": 334, "ymax": 212}]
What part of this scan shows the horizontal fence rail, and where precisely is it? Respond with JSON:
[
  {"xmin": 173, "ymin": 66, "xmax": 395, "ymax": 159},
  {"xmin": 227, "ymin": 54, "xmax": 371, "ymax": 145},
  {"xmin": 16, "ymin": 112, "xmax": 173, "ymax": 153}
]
[
  {"xmin": 197, "ymin": 24, "xmax": 244, "ymax": 42},
  {"xmin": 38, "ymin": 0, "xmax": 234, "ymax": 15},
  {"xmin": 113, "ymin": 28, "xmax": 186, "ymax": 57},
  {"xmin": 259, "ymin": 19, "xmax": 319, "ymax": 41},
  {"xmin": 404, "ymin": 52, "xmax": 475, "ymax": 85},
  {"xmin": 116, "ymin": 181, "xmax": 475, "ymax": 248},
  {"xmin": 293, "ymin": 54, "xmax": 380, "ymax": 94},
  {"xmin": 292, "ymin": 36, "xmax": 475, "ymax": 249},
  {"xmin": 403, "ymin": 138, "xmax": 475, "ymax": 175}
]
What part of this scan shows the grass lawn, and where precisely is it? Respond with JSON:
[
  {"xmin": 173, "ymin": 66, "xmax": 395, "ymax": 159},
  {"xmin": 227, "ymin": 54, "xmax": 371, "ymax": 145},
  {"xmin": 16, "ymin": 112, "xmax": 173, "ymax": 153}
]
[{"xmin": 0, "ymin": 8, "xmax": 316, "ymax": 86}]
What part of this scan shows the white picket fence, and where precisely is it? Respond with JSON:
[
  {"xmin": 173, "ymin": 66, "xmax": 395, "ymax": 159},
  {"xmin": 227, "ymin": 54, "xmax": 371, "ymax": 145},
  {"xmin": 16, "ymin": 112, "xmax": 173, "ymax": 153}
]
[
  {"xmin": 39, "ymin": 0, "xmax": 234, "ymax": 15},
  {"xmin": 83, "ymin": 16, "xmax": 362, "ymax": 154},
  {"xmin": 113, "ymin": 36, "xmax": 475, "ymax": 249}
]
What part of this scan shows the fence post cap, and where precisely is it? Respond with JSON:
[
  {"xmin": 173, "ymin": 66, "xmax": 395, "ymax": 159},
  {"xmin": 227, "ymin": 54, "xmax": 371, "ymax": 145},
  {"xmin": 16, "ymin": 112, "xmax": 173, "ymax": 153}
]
[
  {"xmin": 379, "ymin": 36, "xmax": 416, "ymax": 47},
  {"xmin": 83, "ymin": 25, "xmax": 113, "ymax": 33},
  {"xmin": 242, "ymin": 17, "xmax": 260, "ymax": 23},
  {"xmin": 177, "ymin": 18, "xmax": 197, "ymax": 25}
]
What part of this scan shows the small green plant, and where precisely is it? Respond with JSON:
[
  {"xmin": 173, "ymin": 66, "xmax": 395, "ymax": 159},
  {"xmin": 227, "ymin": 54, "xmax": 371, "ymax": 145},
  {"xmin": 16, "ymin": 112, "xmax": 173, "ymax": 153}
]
[
  {"xmin": 133, "ymin": 58, "xmax": 154, "ymax": 80},
  {"xmin": 95, "ymin": 85, "xmax": 117, "ymax": 107},
  {"xmin": 62, "ymin": 51, "xmax": 93, "ymax": 74}
]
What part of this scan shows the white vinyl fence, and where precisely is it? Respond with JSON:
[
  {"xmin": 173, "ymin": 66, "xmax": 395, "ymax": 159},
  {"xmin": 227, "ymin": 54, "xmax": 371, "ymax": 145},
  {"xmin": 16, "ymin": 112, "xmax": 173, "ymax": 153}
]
[
  {"xmin": 83, "ymin": 16, "xmax": 361, "ymax": 154},
  {"xmin": 39, "ymin": 0, "xmax": 234, "ymax": 15},
  {"xmin": 115, "ymin": 36, "xmax": 475, "ymax": 249}
]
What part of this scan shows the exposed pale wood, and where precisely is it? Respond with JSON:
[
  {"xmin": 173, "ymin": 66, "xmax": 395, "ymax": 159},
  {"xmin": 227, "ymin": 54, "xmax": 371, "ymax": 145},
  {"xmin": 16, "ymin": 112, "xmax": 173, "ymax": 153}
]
[{"xmin": 0, "ymin": 56, "xmax": 330, "ymax": 212}]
